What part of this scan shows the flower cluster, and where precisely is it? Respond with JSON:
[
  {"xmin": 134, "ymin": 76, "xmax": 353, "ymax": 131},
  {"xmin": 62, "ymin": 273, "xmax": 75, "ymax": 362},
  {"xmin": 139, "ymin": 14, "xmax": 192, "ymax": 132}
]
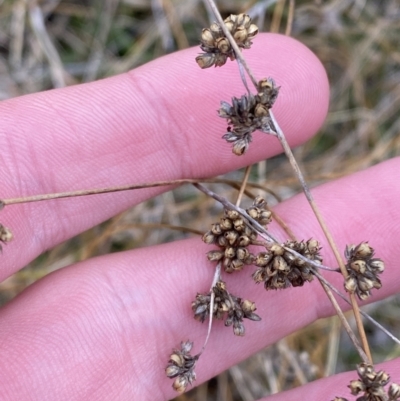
[
  {"xmin": 202, "ymin": 196, "xmax": 271, "ymax": 273},
  {"xmin": 195, "ymin": 14, "xmax": 258, "ymax": 69},
  {"xmin": 165, "ymin": 341, "xmax": 198, "ymax": 393},
  {"xmin": 0, "ymin": 223, "xmax": 13, "ymax": 252},
  {"xmin": 192, "ymin": 280, "xmax": 261, "ymax": 336},
  {"xmin": 219, "ymin": 78, "xmax": 280, "ymax": 155},
  {"xmin": 253, "ymin": 239, "xmax": 322, "ymax": 290},
  {"xmin": 332, "ymin": 363, "xmax": 400, "ymax": 401},
  {"xmin": 344, "ymin": 242, "xmax": 385, "ymax": 300}
]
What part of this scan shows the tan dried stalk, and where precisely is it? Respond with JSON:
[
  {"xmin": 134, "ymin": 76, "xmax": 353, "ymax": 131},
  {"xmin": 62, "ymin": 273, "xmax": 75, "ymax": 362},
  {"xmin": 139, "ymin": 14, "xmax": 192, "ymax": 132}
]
[
  {"xmin": 0, "ymin": 179, "xmax": 199, "ymax": 206},
  {"xmin": 235, "ymin": 165, "xmax": 251, "ymax": 207}
]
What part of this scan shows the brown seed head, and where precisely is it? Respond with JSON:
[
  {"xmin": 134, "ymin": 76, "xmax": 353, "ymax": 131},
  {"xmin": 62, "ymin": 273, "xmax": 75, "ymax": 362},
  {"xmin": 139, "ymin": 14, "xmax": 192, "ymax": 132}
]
[
  {"xmin": 224, "ymin": 230, "xmax": 238, "ymax": 246},
  {"xmin": 354, "ymin": 242, "xmax": 374, "ymax": 259},
  {"xmin": 236, "ymin": 247, "xmax": 249, "ymax": 261},
  {"xmin": 253, "ymin": 195, "xmax": 266, "ymax": 208},
  {"xmin": 258, "ymin": 210, "xmax": 272, "ymax": 225},
  {"xmin": 166, "ymin": 341, "xmax": 198, "ymax": 393},
  {"xmin": 349, "ymin": 379, "xmax": 365, "ymax": 395},
  {"xmin": 165, "ymin": 365, "xmax": 180, "ymax": 378},
  {"xmin": 225, "ymin": 209, "xmax": 239, "ymax": 220},
  {"xmin": 345, "ymin": 242, "xmax": 384, "ymax": 300},
  {"xmin": 233, "ymin": 218, "xmax": 245, "ymax": 231},
  {"xmin": 370, "ymin": 259, "xmax": 385, "ymax": 273},
  {"xmin": 173, "ymin": 376, "xmax": 188, "ymax": 393},
  {"xmin": 254, "ymin": 103, "xmax": 269, "ymax": 117},
  {"xmin": 237, "ymin": 235, "xmax": 251, "ymax": 247},
  {"xmin": 247, "ymin": 24, "xmax": 259, "ymax": 38},
  {"xmin": 217, "ymin": 235, "xmax": 228, "ymax": 247},
  {"xmin": 246, "ymin": 206, "xmax": 259, "ymax": 220},
  {"xmin": 345, "ymin": 276, "xmax": 358, "ymax": 293},
  {"xmin": 270, "ymin": 244, "xmax": 284, "ymax": 256},
  {"xmin": 389, "ymin": 383, "xmax": 400, "ymax": 400},
  {"xmin": 0, "ymin": 224, "xmax": 13, "ymax": 244},
  {"xmin": 358, "ymin": 277, "xmax": 375, "ymax": 292},
  {"xmin": 210, "ymin": 22, "xmax": 222, "ymax": 34},
  {"xmin": 201, "ymin": 28, "xmax": 214, "ymax": 47},
  {"xmin": 350, "ymin": 260, "xmax": 367, "ymax": 274},
  {"xmin": 220, "ymin": 217, "xmax": 233, "ymax": 230},
  {"xmin": 216, "ymin": 37, "xmax": 231, "ymax": 54},
  {"xmin": 170, "ymin": 353, "xmax": 184, "ymax": 366},
  {"xmin": 202, "ymin": 231, "xmax": 215, "ymax": 244},
  {"xmin": 255, "ymin": 252, "xmax": 272, "ymax": 267},
  {"xmin": 233, "ymin": 26, "xmax": 248, "ymax": 44},
  {"xmin": 211, "ymin": 223, "xmax": 222, "ymax": 235},
  {"xmin": 241, "ymin": 299, "xmax": 256, "ymax": 313},
  {"xmin": 232, "ymin": 138, "xmax": 249, "ymax": 155},
  {"xmin": 224, "ymin": 247, "xmax": 236, "ymax": 259},
  {"xmin": 207, "ymin": 250, "xmax": 224, "ymax": 261},
  {"xmin": 231, "ymin": 259, "xmax": 244, "ymax": 271},
  {"xmin": 233, "ymin": 323, "xmax": 245, "ymax": 336},
  {"xmin": 195, "ymin": 53, "xmax": 216, "ymax": 69}
]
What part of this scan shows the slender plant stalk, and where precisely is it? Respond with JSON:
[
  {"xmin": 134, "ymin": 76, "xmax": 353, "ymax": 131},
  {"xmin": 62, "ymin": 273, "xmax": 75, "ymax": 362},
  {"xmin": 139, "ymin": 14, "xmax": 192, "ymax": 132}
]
[
  {"xmin": 0, "ymin": 179, "xmax": 201, "ymax": 205},
  {"xmin": 0, "ymin": 177, "xmax": 281, "ymax": 207},
  {"xmin": 270, "ymin": 112, "xmax": 372, "ymax": 363},
  {"xmin": 235, "ymin": 166, "xmax": 252, "ymax": 206},
  {"xmin": 318, "ymin": 278, "xmax": 369, "ymax": 362},
  {"xmin": 285, "ymin": 0, "xmax": 295, "ymax": 36},
  {"xmin": 313, "ymin": 270, "xmax": 400, "ymax": 346},
  {"xmin": 271, "ymin": 0, "xmax": 286, "ymax": 33}
]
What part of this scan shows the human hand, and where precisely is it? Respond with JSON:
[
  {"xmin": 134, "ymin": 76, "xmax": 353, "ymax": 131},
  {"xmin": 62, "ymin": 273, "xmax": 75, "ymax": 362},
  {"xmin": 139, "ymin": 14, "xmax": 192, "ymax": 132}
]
[{"xmin": 0, "ymin": 33, "xmax": 399, "ymax": 401}]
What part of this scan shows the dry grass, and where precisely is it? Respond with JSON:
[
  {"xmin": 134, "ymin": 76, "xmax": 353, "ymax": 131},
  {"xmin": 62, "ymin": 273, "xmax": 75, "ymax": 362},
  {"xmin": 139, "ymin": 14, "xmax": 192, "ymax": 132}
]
[{"xmin": 0, "ymin": 0, "xmax": 399, "ymax": 400}]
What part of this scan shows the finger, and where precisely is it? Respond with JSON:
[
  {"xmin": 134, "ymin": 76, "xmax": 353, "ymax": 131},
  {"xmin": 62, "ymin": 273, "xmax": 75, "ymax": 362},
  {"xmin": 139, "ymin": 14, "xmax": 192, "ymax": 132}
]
[
  {"xmin": 0, "ymin": 33, "xmax": 329, "ymax": 278},
  {"xmin": 263, "ymin": 359, "xmax": 400, "ymax": 401},
  {"xmin": 0, "ymin": 158, "xmax": 399, "ymax": 401}
]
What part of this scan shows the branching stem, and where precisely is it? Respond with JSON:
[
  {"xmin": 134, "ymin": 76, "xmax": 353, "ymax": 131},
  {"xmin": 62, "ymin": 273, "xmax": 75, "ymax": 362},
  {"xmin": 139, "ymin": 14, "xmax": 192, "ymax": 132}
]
[{"xmin": 204, "ymin": 0, "xmax": 373, "ymax": 361}]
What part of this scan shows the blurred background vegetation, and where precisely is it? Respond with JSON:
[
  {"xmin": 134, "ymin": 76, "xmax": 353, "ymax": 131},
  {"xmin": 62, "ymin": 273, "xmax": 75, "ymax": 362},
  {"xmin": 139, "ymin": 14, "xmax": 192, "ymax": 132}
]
[{"xmin": 0, "ymin": 0, "xmax": 399, "ymax": 400}]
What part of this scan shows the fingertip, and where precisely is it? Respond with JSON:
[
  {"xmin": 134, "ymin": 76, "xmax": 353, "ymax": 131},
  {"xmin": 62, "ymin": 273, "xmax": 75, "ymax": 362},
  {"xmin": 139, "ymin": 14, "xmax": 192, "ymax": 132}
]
[
  {"xmin": 251, "ymin": 33, "xmax": 330, "ymax": 147},
  {"xmin": 137, "ymin": 33, "xmax": 329, "ymax": 173}
]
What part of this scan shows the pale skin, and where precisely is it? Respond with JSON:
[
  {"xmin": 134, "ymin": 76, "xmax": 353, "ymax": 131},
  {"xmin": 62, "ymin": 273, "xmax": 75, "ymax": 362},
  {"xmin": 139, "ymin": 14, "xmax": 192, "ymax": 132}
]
[{"xmin": 0, "ymin": 33, "xmax": 399, "ymax": 400}]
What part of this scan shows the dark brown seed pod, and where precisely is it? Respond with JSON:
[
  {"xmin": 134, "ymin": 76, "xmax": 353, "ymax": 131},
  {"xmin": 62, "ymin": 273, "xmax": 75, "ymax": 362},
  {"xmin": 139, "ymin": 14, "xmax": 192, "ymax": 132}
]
[
  {"xmin": 0, "ymin": 224, "xmax": 13, "ymax": 243},
  {"xmin": 389, "ymin": 383, "xmax": 400, "ymax": 400},
  {"xmin": 166, "ymin": 341, "xmax": 198, "ymax": 393},
  {"xmin": 253, "ymin": 239, "xmax": 322, "ymax": 290},
  {"xmin": 202, "ymin": 231, "xmax": 215, "ymax": 244},
  {"xmin": 196, "ymin": 14, "xmax": 259, "ymax": 69},
  {"xmin": 0, "ymin": 224, "xmax": 13, "ymax": 252},
  {"xmin": 344, "ymin": 242, "xmax": 385, "ymax": 300},
  {"xmin": 207, "ymin": 250, "xmax": 224, "ymax": 261}
]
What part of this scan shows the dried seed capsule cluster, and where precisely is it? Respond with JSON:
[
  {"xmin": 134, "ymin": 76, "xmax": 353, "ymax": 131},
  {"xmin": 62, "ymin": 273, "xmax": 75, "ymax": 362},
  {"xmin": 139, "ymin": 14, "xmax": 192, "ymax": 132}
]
[
  {"xmin": 192, "ymin": 281, "xmax": 261, "ymax": 336},
  {"xmin": 165, "ymin": 341, "xmax": 198, "ymax": 393},
  {"xmin": 203, "ymin": 196, "xmax": 271, "ymax": 273},
  {"xmin": 0, "ymin": 223, "xmax": 13, "ymax": 252},
  {"xmin": 344, "ymin": 242, "xmax": 384, "ymax": 300},
  {"xmin": 220, "ymin": 78, "xmax": 280, "ymax": 155},
  {"xmin": 253, "ymin": 239, "xmax": 322, "ymax": 290},
  {"xmin": 196, "ymin": 14, "xmax": 258, "ymax": 69},
  {"xmin": 333, "ymin": 363, "xmax": 400, "ymax": 401}
]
